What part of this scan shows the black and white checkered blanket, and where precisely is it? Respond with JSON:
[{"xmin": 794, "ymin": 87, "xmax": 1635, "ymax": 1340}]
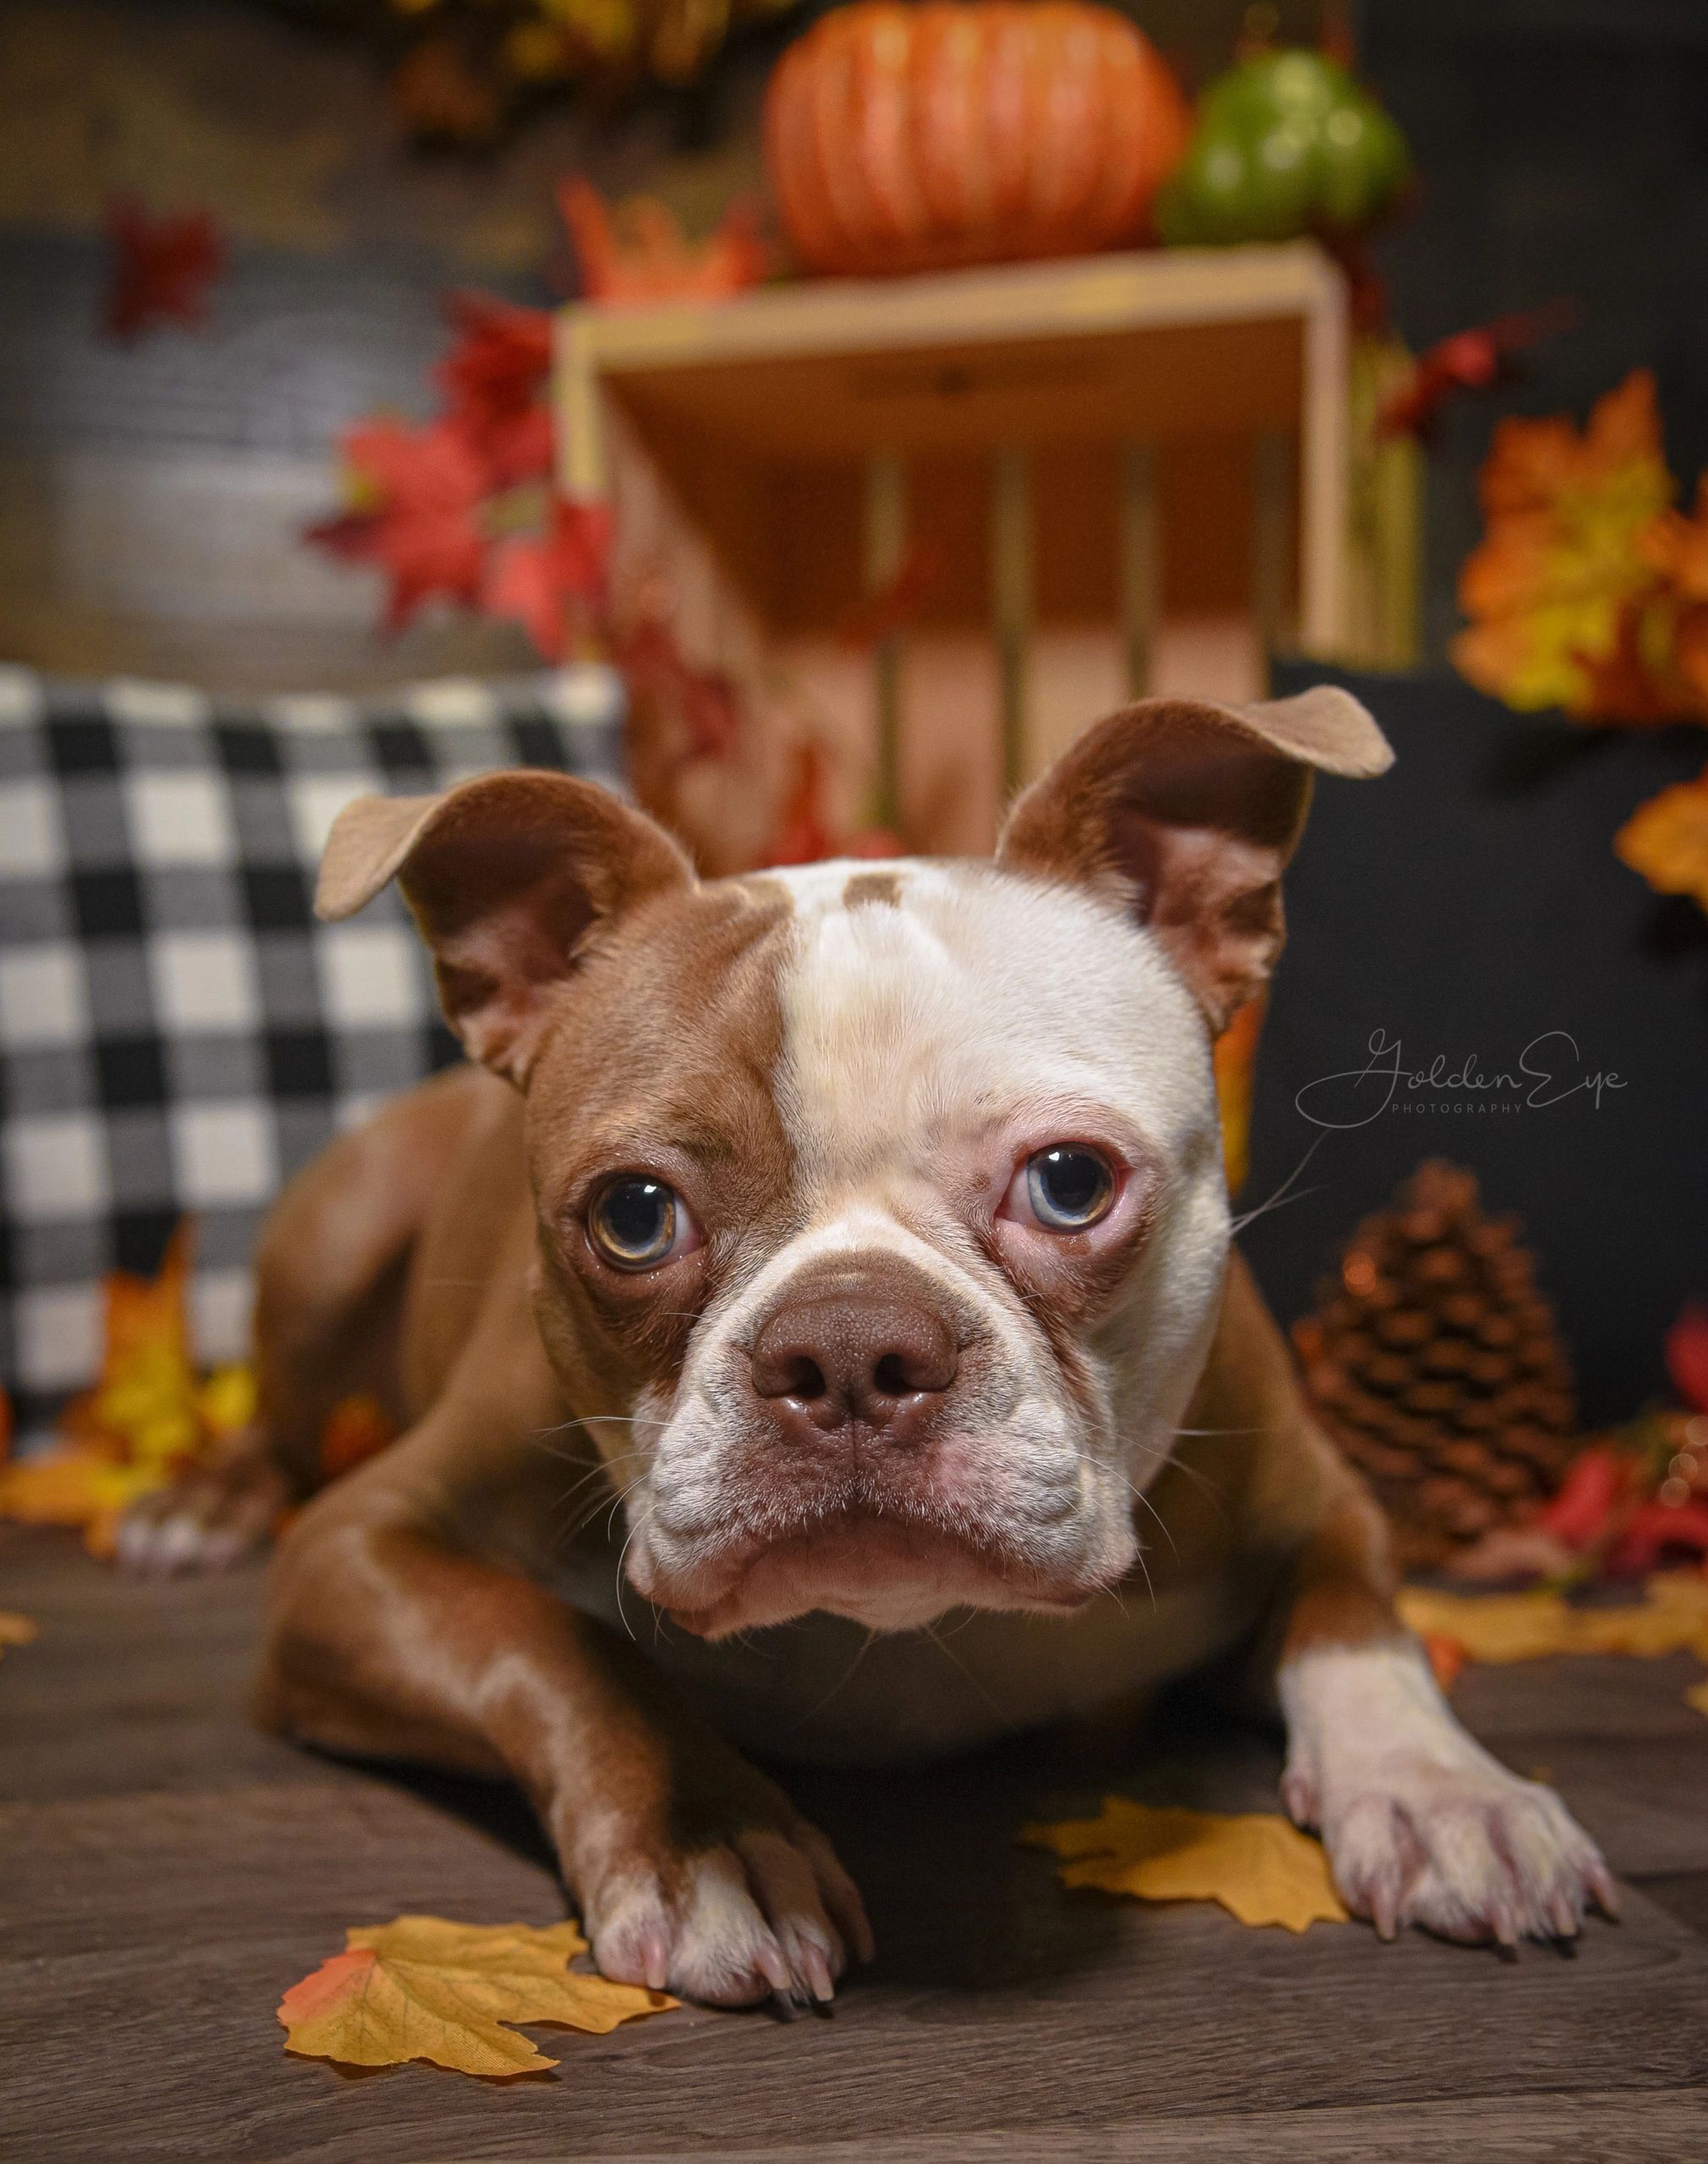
[{"xmin": 0, "ymin": 664, "xmax": 625, "ymax": 1441}]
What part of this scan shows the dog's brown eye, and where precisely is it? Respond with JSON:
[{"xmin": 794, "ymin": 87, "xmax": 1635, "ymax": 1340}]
[
  {"xmin": 1023, "ymin": 1146, "xmax": 1116, "ymax": 1232},
  {"xmin": 588, "ymin": 1178, "xmax": 688, "ymax": 1270}
]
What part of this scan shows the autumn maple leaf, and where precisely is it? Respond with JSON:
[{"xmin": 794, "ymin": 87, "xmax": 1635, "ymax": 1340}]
[
  {"xmin": 308, "ymin": 417, "xmax": 490, "ymax": 632},
  {"xmin": 0, "ymin": 1220, "xmax": 267, "ymax": 1559},
  {"xmin": 1452, "ymin": 370, "xmax": 1678, "ymax": 719},
  {"xmin": 1640, "ymin": 476, "xmax": 1708, "ymax": 709},
  {"xmin": 483, "ymin": 495, "xmax": 612, "ymax": 659},
  {"xmin": 278, "ymin": 1915, "xmax": 673, "ymax": 2077},
  {"xmin": 1398, "ymin": 1575, "xmax": 1708, "ymax": 1664},
  {"xmin": 435, "ymin": 292, "xmax": 554, "ymax": 489},
  {"xmin": 1212, "ymin": 993, "xmax": 1266, "ymax": 1198},
  {"xmin": 1022, "ymin": 1800, "xmax": 1348, "ymax": 1932},
  {"xmin": 103, "ymin": 195, "xmax": 226, "ymax": 340},
  {"xmin": 761, "ymin": 740, "xmax": 838, "ymax": 867},
  {"xmin": 613, "ymin": 613, "xmax": 743, "ymax": 763},
  {"xmin": 1667, "ymin": 1304, "xmax": 1708, "ymax": 1414},
  {"xmin": 559, "ymin": 179, "xmax": 768, "ymax": 305},
  {"xmin": 1614, "ymin": 762, "xmax": 1708, "ymax": 915}
]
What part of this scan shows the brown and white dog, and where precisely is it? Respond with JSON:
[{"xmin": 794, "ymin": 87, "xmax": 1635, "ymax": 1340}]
[{"xmin": 120, "ymin": 689, "xmax": 1614, "ymax": 2005}]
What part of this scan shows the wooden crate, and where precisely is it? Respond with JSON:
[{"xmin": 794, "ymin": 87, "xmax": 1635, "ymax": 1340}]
[{"xmin": 555, "ymin": 243, "xmax": 1359, "ymax": 846}]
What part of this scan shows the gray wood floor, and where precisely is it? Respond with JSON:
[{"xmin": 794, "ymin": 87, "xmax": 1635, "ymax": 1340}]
[{"xmin": 4, "ymin": 1524, "xmax": 1708, "ymax": 2162}]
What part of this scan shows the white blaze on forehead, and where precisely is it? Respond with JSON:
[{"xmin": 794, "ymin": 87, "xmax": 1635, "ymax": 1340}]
[{"xmin": 768, "ymin": 857, "xmax": 1218, "ymax": 1196}]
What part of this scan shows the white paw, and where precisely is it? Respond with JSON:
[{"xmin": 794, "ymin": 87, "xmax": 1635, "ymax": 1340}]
[
  {"xmin": 586, "ymin": 1823, "xmax": 874, "ymax": 2008},
  {"xmin": 1280, "ymin": 1642, "xmax": 1617, "ymax": 1947},
  {"xmin": 116, "ymin": 1451, "xmax": 284, "ymax": 1577}
]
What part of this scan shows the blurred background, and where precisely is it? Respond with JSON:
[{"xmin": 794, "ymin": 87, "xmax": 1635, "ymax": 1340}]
[{"xmin": 3, "ymin": 0, "xmax": 1706, "ymax": 691}]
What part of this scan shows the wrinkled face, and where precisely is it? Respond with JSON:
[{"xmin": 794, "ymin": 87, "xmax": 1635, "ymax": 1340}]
[{"xmin": 525, "ymin": 857, "xmax": 1232, "ymax": 1640}]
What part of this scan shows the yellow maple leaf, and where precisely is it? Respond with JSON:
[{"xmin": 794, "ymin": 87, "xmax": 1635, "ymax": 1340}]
[
  {"xmin": 1022, "ymin": 1799, "xmax": 1348, "ymax": 1933},
  {"xmin": 1615, "ymin": 764, "xmax": 1708, "ymax": 915},
  {"xmin": 1399, "ymin": 1573, "xmax": 1708, "ymax": 1665},
  {"xmin": 64, "ymin": 1223, "xmax": 203, "ymax": 1472},
  {"xmin": 0, "ymin": 1609, "xmax": 37, "ymax": 1660},
  {"xmin": 1452, "ymin": 369, "xmax": 1678, "ymax": 718},
  {"xmin": 0, "ymin": 1449, "xmax": 161, "ymax": 1530},
  {"xmin": 277, "ymin": 1915, "xmax": 675, "ymax": 2078},
  {"xmin": 1, "ymin": 1225, "xmax": 270, "ymax": 1558}
]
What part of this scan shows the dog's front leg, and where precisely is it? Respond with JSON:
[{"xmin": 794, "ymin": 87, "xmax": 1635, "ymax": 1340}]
[
  {"xmin": 257, "ymin": 1429, "xmax": 870, "ymax": 2006},
  {"xmin": 1274, "ymin": 1491, "xmax": 1618, "ymax": 1944}
]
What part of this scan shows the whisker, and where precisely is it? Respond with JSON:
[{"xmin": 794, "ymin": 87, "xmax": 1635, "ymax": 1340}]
[
  {"xmin": 613, "ymin": 1505, "xmax": 656, "ymax": 1643},
  {"xmin": 1230, "ymin": 1133, "xmax": 1328, "ymax": 1236},
  {"xmin": 790, "ymin": 1626, "xmax": 881, "ymax": 1730},
  {"xmin": 921, "ymin": 1620, "xmax": 1007, "ymax": 1723},
  {"xmin": 1126, "ymin": 1440, "xmax": 1228, "ymax": 1515}
]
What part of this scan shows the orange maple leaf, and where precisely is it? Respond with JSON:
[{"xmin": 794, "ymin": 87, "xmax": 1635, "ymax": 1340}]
[
  {"xmin": 1213, "ymin": 992, "xmax": 1266, "ymax": 1197},
  {"xmin": 1640, "ymin": 477, "xmax": 1708, "ymax": 709},
  {"xmin": 1452, "ymin": 370, "xmax": 1682, "ymax": 720},
  {"xmin": 559, "ymin": 180, "xmax": 769, "ymax": 305},
  {"xmin": 1614, "ymin": 763, "xmax": 1708, "ymax": 915},
  {"xmin": 1022, "ymin": 1799, "xmax": 1348, "ymax": 1932},
  {"xmin": 278, "ymin": 1915, "xmax": 674, "ymax": 2077}
]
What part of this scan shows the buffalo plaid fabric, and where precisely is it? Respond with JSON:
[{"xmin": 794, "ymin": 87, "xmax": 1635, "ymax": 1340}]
[{"xmin": 0, "ymin": 664, "xmax": 625, "ymax": 1442}]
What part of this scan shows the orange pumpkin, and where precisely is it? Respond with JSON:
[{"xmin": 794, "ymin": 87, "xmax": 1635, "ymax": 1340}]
[{"xmin": 764, "ymin": 2, "xmax": 1191, "ymax": 278}]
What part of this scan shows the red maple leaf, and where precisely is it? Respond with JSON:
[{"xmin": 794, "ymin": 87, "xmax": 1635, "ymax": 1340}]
[
  {"xmin": 1667, "ymin": 1303, "xmax": 1708, "ymax": 1416},
  {"xmin": 611, "ymin": 615, "xmax": 741, "ymax": 762},
  {"xmin": 1378, "ymin": 303, "xmax": 1576, "ymax": 440},
  {"xmin": 483, "ymin": 496, "xmax": 613, "ymax": 660},
  {"xmin": 307, "ymin": 417, "xmax": 489, "ymax": 632},
  {"xmin": 763, "ymin": 741, "xmax": 838, "ymax": 867},
  {"xmin": 103, "ymin": 196, "xmax": 226, "ymax": 341},
  {"xmin": 435, "ymin": 292, "xmax": 554, "ymax": 488},
  {"xmin": 836, "ymin": 540, "xmax": 946, "ymax": 649}
]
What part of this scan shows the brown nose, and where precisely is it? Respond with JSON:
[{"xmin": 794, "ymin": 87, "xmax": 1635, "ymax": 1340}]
[{"xmin": 750, "ymin": 1286, "xmax": 959, "ymax": 1444}]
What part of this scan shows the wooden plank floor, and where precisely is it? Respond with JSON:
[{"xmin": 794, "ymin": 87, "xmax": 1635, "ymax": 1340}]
[{"xmin": 4, "ymin": 1524, "xmax": 1708, "ymax": 2162}]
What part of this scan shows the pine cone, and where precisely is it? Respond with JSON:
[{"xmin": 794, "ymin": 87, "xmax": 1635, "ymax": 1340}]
[{"xmin": 1291, "ymin": 1160, "xmax": 1578, "ymax": 1570}]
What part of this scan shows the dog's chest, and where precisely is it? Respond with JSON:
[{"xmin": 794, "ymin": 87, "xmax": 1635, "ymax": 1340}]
[{"xmin": 548, "ymin": 1544, "xmax": 1262, "ymax": 1764}]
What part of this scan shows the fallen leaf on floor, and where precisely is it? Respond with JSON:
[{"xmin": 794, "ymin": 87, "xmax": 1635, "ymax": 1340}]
[
  {"xmin": 1400, "ymin": 1573, "xmax": 1708, "ymax": 1664},
  {"xmin": 1022, "ymin": 1799, "xmax": 1348, "ymax": 1932},
  {"xmin": 1685, "ymin": 1679, "xmax": 1708, "ymax": 1719},
  {"xmin": 278, "ymin": 1915, "xmax": 674, "ymax": 2077},
  {"xmin": 0, "ymin": 1449, "xmax": 162, "ymax": 1550},
  {"xmin": 0, "ymin": 1609, "xmax": 36, "ymax": 1659}
]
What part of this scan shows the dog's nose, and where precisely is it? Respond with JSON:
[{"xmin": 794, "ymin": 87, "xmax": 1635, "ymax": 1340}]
[{"xmin": 750, "ymin": 1288, "xmax": 959, "ymax": 1443}]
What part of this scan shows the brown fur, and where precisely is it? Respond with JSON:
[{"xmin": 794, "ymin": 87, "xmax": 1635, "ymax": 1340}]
[{"xmin": 128, "ymin": 709, "xmax": 1431, "ymax": 1998}]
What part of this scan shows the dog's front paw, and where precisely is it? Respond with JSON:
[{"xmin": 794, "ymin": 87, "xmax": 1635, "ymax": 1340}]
[
  {"xmin": 1280, "ymin": 1643, "xmax": 1617, "ymax": 1948},
  {"xmin": 1295, "ymin": 1751, "xmax": 1616, "ymax": 1946},
  {"xmin": 116, "ymin": 1436, "xmax": 287, "ymax": 1576},
  {"xmin": 578, "ymin": 1812, "xmax": 874, "ymax": 2008}
]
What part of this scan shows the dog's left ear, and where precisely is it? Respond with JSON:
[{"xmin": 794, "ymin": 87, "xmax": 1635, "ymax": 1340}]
[{"xmin": 996, "ymin": 687, "xmax": 1392, "ymax": 1033}]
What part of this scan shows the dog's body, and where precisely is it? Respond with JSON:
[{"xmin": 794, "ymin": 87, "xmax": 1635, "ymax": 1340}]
[{"xmin": 122, "ymin": 691, "xmax": 1613, "ymax": 2003}]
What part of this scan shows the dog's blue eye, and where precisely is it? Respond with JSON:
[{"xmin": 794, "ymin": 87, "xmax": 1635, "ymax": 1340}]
[
  {"xmin": 1025, "ymin": 1147, "xmax": 1116, "ymax": 1232},
  {"xmin": 590, "ymin": 1178, "xmax": 680, "ymax": 1270}
]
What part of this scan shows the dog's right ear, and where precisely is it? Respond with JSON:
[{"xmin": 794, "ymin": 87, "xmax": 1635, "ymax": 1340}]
[{"xmin": 316, "ymin": 771, "xmax": 693, "ymax": 1084}]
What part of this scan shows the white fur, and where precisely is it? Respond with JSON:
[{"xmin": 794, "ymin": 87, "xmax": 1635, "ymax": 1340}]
[
  {"xmin": 619, "ymin": 860, "xmax": 1234, "ymax": 1651},
  {"xmin": 1280, "ymin": 1642, "xmax": 1613, "ymax": 1942},
  {"xmin": 587, "ymin": 1824, "xmax": 864, "ymax": 2007}
]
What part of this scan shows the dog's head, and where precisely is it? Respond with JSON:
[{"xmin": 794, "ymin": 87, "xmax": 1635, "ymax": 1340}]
[{"xmin": 319, "ymin": 690, "xmax": 1389, "ymax": 1638}]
